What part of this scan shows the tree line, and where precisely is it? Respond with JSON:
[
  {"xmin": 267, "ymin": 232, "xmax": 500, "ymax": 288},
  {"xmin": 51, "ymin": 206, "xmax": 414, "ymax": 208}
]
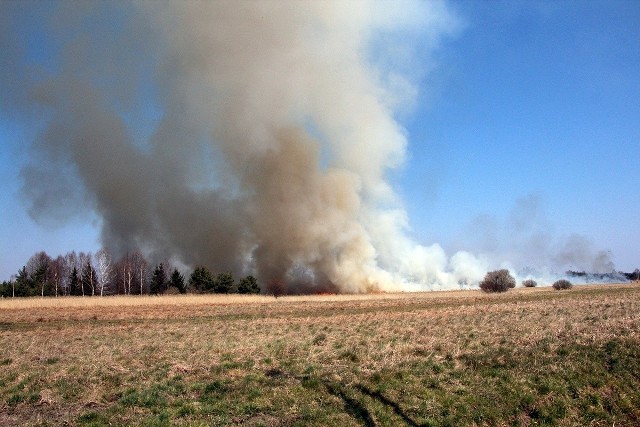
[{"xmin": 0, "ymin": 249, "xmax": 260, "ymax": 298}]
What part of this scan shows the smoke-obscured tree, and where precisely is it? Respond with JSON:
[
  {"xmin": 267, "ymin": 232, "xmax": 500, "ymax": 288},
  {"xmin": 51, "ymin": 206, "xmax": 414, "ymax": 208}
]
[
  {"xmin": 130, "ymin": 250, "xmax": 148, "ymax": 295},
  {"xmin": 115, "ymin": 252, "xmax": 136, "ymax": 295},
  {"xmin": 189, "ymin": 266, "xmax": 214, "ymax": 293},
  {"xmin": 237, "ymin": 275, "xmax": 260, "ymax": 294},
  {"xmin": 150, "ymin": 263, "xmax": 167, "ymax": 295},
  {"xmin": 522, "ymin": 279, "xmax": 537, "ymax": 288},
  {"xmin": 169, "ymin": 268, "xmax": 187, "ymax": 294},
  {"xmin": 95, "ymin": 248, "xmax": 113, "ymax": 296},
  {"xmin": 68, "ymin": 267, "xmax": 81, "ymax": 296},
  {"xmin": 552, "ymin": 279, "xmax": 573, "ymax": 290},
  {"xmin": 214, "ymin": 272, "xmax": 234, "ymax": 294},
  {"xmin": 81, "ymin": 261, "xmax": 97, "ymax": 296},
  {"xmin": 267, "ymin": 279, "xmax": 287, "ymax": 298},
  {"xmin": 479, "ymin": 269, "xmax": 516, "ymax": 293}
]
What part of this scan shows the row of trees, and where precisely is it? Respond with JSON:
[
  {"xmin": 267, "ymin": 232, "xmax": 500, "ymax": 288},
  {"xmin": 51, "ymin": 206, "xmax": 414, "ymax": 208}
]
[{"xmin": 0, "ymin": 249, "xmax": 260, "ymax": 298}]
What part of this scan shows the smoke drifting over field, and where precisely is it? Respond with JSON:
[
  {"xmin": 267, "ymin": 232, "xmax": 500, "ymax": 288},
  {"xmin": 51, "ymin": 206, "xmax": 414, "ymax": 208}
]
[
  {"xmin": 453, "ymin": 194, "xmax": 619, "ymax": 281},
  {"xmin": 3, "ymin": 2, "xmax": 618, "ymax": 291}
]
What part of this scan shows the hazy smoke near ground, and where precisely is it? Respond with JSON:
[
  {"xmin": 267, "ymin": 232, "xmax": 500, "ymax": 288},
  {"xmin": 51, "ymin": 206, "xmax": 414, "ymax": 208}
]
[
  {"xmin": 3, "ymin": 2, "xmax": 616, "ymax": 292},
  {"xmin": 452, "ymin": 195, "xmax": 619, "ymax": 283}
]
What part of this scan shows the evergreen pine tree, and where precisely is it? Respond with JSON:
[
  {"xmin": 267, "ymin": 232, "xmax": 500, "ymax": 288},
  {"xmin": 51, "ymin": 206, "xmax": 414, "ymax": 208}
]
[
  {"xmin": 69, "ymin": 267, "xmax": 81, "ymax": 296},
  {"xmin": 189, "ymin": 266, "xmax": 215, "ymax": 293},
  {"xmin": 237, "ymin": 275, "xmax": 260, "ymax": 294},
  {"xmin": 14, "ymin": 266, "xmax": 34, "ymax": 297},
  {"xmin": 214, "ymin": 272, "xmax": 234, "ymax": 294},
  {"xmin": 150, "ymin": 263, "xmax": 167, "ymax": 295},
  {"xmin": 0, "ymin": 280, "xmax": 12, "ymax": 298},
  {"xmin": 169, "ymin": 268, "xmax": 186, "ymax": 294}
]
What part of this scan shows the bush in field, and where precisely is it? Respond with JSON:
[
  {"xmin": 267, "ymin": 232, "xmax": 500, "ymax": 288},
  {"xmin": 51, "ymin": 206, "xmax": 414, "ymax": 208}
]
[
  {"xmin": 522, "ymin": 279, "xmax": 537, "ymax": 288},
  {"xmin": 479, "ymin": 269, "xmax": 516, "ymax": 293},
  {"xmin": 552, "ymin": 279, "xmax": 573, "ymax": 290}
]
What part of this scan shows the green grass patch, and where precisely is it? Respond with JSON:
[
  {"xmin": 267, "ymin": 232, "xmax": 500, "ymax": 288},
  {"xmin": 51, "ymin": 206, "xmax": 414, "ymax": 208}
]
[{"xmin": 1, "ymin": 285, "xmax": 640, "ymax": 425}]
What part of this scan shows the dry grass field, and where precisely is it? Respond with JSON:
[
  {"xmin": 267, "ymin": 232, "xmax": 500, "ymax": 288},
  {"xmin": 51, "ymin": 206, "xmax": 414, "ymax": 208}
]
[{"xmin": 1, "ymin": 284, "xmax": 639, "ymax": 426}]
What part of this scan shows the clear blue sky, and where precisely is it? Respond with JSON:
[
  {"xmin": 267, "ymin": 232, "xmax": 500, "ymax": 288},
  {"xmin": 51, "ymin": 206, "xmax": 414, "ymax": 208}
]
[
  {"xmin": 401, "ymin": 0, "xmax": 640, "ymax": 273},
  {"xmin": 0, "ymin": 1, "xmax": 638, "ymax": 281}
]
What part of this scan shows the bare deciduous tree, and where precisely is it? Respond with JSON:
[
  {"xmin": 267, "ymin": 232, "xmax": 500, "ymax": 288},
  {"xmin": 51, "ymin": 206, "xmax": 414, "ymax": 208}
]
[
  {"xmin": 95, "ymin": 248, "xmax": 113, "ymax": 297},
  {"xmin": 117, "ymin": 252, "xmax": 135, "ymax": 295},
  {"xmin": 50, "ymin": 255, "xmax": 67, "ymax": 297},
  {"xmin": 130, "ymin": 250, "xmax": 148, "ymax": 295},
  {"xmin": 64, "ymin": 251, "xmax": 80, "ymax": 296}
]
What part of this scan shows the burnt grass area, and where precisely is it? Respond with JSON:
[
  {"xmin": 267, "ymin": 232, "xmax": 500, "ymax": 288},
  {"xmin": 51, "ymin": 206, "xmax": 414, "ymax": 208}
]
[{"xmin": 1, "ymin": 284, "xmax": 639, "ymax": 426}]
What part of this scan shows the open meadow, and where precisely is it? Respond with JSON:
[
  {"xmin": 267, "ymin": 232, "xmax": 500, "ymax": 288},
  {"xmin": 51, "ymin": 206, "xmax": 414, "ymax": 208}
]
[{"xmin": 1, "ymin": 284, "xmax": 639, "ymax": 426}]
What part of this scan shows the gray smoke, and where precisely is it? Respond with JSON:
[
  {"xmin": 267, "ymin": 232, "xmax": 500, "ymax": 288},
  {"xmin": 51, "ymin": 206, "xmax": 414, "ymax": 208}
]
[
  {"xmin": 6, "ymin": 2, "xmax": 621, "ymax": 291},
  {"xmin": 4, "ymin": 1, "xmax": 542, "ymax": 292},
  {"xmin": 6, "ymin": 2, "xmax": 617, "ymax": 291},
  {"xmin": 452, "ymin": 194, "xmax": 618, "ymax": 281},
  {"xmin": 4, "ymin": 1, "xmax": 470, "ymax": 292}
]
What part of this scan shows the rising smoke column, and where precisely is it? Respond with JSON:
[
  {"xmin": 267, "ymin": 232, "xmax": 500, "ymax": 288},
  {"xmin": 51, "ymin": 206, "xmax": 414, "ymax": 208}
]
[{"xmin": 10, "ymin": 1, "xmax": 483, "ymax": 292}]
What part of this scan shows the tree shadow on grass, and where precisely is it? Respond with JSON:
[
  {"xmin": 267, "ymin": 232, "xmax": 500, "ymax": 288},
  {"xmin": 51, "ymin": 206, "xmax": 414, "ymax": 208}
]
[
  {"xmin": 265, "ymin": 367, "xmax": 425, "ymax": 427},
  {"xmin": 355, "ymin": 384, "xmax": 424, "ymax": 427},
  {"xmin": 324, "ymin": 381, "xmax": 376, "ymax": 427}
]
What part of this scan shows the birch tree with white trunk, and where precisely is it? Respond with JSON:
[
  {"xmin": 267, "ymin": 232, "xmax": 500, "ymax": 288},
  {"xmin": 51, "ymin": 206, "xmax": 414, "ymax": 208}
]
[{"xmin": 95, "ymin": 248, "xmax": 113, "ymax": 296}]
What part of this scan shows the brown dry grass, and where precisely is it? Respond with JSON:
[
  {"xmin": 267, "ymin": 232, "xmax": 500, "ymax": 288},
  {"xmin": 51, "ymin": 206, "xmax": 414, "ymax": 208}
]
[
  {"xmin": 0, "ymin": 288, "xmax": 481, "ymax": 309},
  {"xmin": 1, "ymin": 283, "xmax": 639, "ymax": 426}
]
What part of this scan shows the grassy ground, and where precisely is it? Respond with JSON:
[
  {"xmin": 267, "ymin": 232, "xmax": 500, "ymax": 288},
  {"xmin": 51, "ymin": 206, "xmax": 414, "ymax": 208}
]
[{"xmin": 0, "ymin": 284, "xmax": 639, "ymax": 426}]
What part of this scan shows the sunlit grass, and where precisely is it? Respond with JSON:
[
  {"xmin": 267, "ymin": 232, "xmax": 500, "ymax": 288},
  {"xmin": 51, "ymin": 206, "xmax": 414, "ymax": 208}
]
[
  {"xmin": 0, "ymin": 288, "xmax": 478, "ymax": 310},
  {"xmin": 0, "ymin": 283, "xmax": 638, "ymax": 426}
]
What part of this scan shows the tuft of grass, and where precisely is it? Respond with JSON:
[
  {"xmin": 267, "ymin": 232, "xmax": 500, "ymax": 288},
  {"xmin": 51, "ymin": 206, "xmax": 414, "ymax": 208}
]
[
  {"xmin": 312, "ymin": 332, "xmax": 327, "ymax": 345},
  {"xmin": 78, "ymin": 410, "xmax": 110, "ymax": 426}
]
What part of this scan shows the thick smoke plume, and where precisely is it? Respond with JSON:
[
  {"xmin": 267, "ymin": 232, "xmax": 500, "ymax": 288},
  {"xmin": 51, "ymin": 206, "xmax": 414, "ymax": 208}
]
[
  {"xmin": 3, "ymin": 2, "xmax": 616, "ymax": 292},
  {"xmin": 5, "ymin": 1, "xmax": 475, "ymax": 293}
]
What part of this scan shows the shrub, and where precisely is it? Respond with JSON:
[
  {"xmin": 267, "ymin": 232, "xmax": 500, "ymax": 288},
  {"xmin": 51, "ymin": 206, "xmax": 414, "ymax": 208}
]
[
  {"xmin": 552, "ymin": 279, "xmax": 573, "ymax": 290},
  {"xmin": 522, "ymin": 279, "xmax": 537, "ymax": 288},
  {"xmin": 479, "ymin": 269, "xmax": 516, "ymax": 293}
]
